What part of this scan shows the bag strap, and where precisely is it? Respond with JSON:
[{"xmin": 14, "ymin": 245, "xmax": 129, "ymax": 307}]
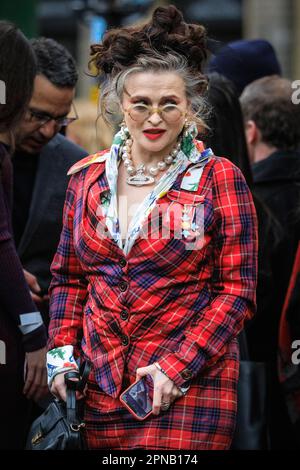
[{"xmin": 64, "ymin": 361, "xmax": 91, "ymax": 427}]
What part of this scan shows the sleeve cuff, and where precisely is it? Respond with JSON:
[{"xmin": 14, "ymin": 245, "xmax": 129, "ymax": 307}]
[
  {"xmin": 48, "ymin": 366, "xmax": 79, "ymax": 387},
  {"xmin": 47, "ymin": 345, "xmax": 78, "ymax": 386},
  {"xmin": 19, "ymin": 312, "xmax": 43, "ymax": 335},
  {"xmin": 22, "ymin": 323, "xmax": 47, "ymax": 352},
  {"xmin": 155, "ymin": 362, "xmax": 191, "ymax": 395},
  {"xmin": 158, "ymin": 348, "xmax": 207, "ymax": 389}
]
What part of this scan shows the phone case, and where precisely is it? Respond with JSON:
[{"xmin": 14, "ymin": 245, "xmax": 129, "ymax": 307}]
[{"xmin": 119, "ymin": 377, "xmax": 153, "ymax": 421}]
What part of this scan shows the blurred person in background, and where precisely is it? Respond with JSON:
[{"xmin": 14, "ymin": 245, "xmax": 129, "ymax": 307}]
[
  {"xmin": 207, "ymin": 73, "xmax": 280, "ymax": 361},
  {"xmin": 240, "ymin": 75, "xmax": 300, "ymax": 449},
  {"xmin": 206, "ymin": 73, "xmax": 283, "ymax": 448},
  {"xmin": 66, "ymin": 98, "xmax": 113, "ymax": 154},
  {"xmin": 0, "ymin": 21, "xmax": 48, "ymax": 449},
  {"xmin": 206, "ymin": 72, "xmax": 253, "ymax": 184},
  {"xmin": 208, "ymin": 38, "xmax": 281, "ymax": 96},
  {"xmin": 13, "ymin": 37, "xmax": 88, "ymax": 326}
]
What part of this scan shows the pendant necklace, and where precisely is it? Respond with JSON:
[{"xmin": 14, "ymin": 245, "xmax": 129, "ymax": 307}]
[{"xmin": 121, "ymin": 138, "xmax": 181, "ymax": 187}]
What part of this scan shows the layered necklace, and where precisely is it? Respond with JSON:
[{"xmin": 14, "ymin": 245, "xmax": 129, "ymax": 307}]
[{"xmin": 121, "ymin": 137, "xmax": 182, "ymax": 186}]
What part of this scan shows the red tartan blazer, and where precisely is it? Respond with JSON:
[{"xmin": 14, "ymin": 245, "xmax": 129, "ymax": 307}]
[{"xmin": 48, "ymin": 151, "xmax": 258, "ymax": 399}]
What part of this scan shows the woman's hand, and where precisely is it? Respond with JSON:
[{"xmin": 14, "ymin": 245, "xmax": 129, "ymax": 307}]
[
  {"xmin": 136, "ymin": 363, "xmax": 183, "ymax": 415},
  {"xmin": 50, "ymin": 371, "xmax": 85, "ymax": 402}
]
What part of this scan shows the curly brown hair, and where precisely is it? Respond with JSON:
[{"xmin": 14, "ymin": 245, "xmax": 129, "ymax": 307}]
[
  {"xmin": 89, "ymin": 5, "xmax": 210, "ymax": 128},
  {"xmin": 90, "ymin": 6, "xmax": 207, "ymax": 82}
]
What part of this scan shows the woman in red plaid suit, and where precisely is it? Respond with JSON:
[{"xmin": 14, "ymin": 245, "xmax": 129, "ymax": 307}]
[{"xmin": 47, "ymin": 6, "xmax": 258, "ymax": 450}]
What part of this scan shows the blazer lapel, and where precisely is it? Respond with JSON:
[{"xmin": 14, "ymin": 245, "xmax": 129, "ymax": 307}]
[{"xmin": 80, "ymin": 160, "xmax": 123, "ymax": 258}]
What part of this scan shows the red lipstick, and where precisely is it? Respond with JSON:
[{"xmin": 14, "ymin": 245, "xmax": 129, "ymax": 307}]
[{"xmin": 143, "ymin": 129, "xmax": 166, "ymax": 140}]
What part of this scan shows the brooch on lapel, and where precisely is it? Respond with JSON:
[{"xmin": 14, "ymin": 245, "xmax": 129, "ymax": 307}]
[
  {"xmin": 181, "ymin": 204, "xmax": 203, "ymax": 239},
  {"xmin": 165, "ymin": 190, "xmax": 205, "ymax": 239},
  {"xmin": 181, "ymin": 205, "xmax": 193, "ymax": 238}
]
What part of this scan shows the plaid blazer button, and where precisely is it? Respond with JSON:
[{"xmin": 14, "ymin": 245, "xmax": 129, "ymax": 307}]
[
  {"xmin": 118, "ymin": 281, "xmax": 128, "ymax": 292},
  {"xmin": 120, "ymin": 310, "xmax": 129, "ymax": 321},
  {"xmin": 180, "ymin": 369, "xmax": 193, "ymax": 381},
  {"xmin": 119, "ymin": 257, "xmax": 127, "ymax": 268},
  {"xmin": 121, "ymin": 335, "xmax": 129, "ymax": 346}
]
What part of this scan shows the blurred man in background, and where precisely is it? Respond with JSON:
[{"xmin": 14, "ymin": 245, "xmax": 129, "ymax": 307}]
[
  {"xmin": 13, "ymin": 37, "xmax": 88, "ymax": 325},
  {"xmin": 240, "ymin": 75, "xmax": 300, "ymax": 449}
]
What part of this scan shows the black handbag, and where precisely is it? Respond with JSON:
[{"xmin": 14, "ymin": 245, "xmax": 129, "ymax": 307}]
[
  {"xmin": 26, "ymin": 361, "xmax": 91, "ymax": 450},
  {"xmin": 231, "ymin": 331, "xmax": 269, "ymax": 450}
]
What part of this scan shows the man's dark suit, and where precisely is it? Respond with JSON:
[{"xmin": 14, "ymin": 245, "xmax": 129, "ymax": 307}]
[
  {"xmin": 251, "ymin": 150, "xmax": 300, "ymax": 359},
  {"xmin": 250, "ymin": 149, "xmax": 300, "ymax": 449},
  {"xmin": 14, "ymin": 133, "xmax": 88, "ymax": 321}
]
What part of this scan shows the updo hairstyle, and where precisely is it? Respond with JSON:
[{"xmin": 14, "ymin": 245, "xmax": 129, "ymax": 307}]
[{"xmin": 89, "ymin": 5, "xmax": 210, "ymax": 130}]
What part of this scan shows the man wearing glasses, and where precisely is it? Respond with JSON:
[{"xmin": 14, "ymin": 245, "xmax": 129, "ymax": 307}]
[{"xmin": 13, "ymin": 37, "xmax": 87, "ymax": 328}]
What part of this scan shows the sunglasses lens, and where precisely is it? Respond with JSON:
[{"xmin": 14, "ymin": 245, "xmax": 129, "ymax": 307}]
[
  {"xmin": 129, "ymin": 105, "xmax": 150, "ymax": 122},
  {"xmin": 161, "ymin": 107, "xmax": 182, "ymax": 122}
]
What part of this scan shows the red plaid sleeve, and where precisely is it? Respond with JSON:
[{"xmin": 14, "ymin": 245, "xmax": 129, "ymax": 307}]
[
  {"xmin": 159, "ymin": 158, "xmax": 258, "ymax": 388},
  {"xmin": 47, "ymin": 172, "xmax": 88, "ymax": 352}
]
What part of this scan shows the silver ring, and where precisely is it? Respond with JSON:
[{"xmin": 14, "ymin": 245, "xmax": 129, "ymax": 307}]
[{"xmin": 161, "ymin": 401, "xmax": 170, "ymax": 410}]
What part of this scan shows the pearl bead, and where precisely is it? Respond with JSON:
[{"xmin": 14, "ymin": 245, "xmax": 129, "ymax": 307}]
[
  {"xmin": 126, "ymin": 139, "xmax": 133, "ymax": 146},
  {"xmin": 127, "ymin": 166, "xmax": 136, "ymax": 175},
  {"xmin": 124, "ymin": 159, "xmax": 132, "ymax": 167},
  {"xmin": 158, "ymin": 161, "xmax": 166, "ymax": 170},
  {"xmin": 164, "ymin": 156, "xmax": 174, "ymax": 165},
  {"xmin": 149, "ymin": 167, "xmax": 159, "ymax": 176}
]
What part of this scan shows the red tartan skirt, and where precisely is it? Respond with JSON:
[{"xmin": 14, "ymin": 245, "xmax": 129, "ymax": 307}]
[{"xmin": 82, "ymin": 343, "xmax": 239, "ymax": 450}]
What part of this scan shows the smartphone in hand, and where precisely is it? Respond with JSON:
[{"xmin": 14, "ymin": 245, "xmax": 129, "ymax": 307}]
[{"xmin": 120, "ymin": 375, "xmax": 153, "ymax": 421}]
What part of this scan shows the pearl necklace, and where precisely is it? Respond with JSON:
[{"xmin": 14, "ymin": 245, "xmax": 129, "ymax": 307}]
[{"xmin": 121, "ymin": 138, "xmax": 182, "ymax": 186}]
